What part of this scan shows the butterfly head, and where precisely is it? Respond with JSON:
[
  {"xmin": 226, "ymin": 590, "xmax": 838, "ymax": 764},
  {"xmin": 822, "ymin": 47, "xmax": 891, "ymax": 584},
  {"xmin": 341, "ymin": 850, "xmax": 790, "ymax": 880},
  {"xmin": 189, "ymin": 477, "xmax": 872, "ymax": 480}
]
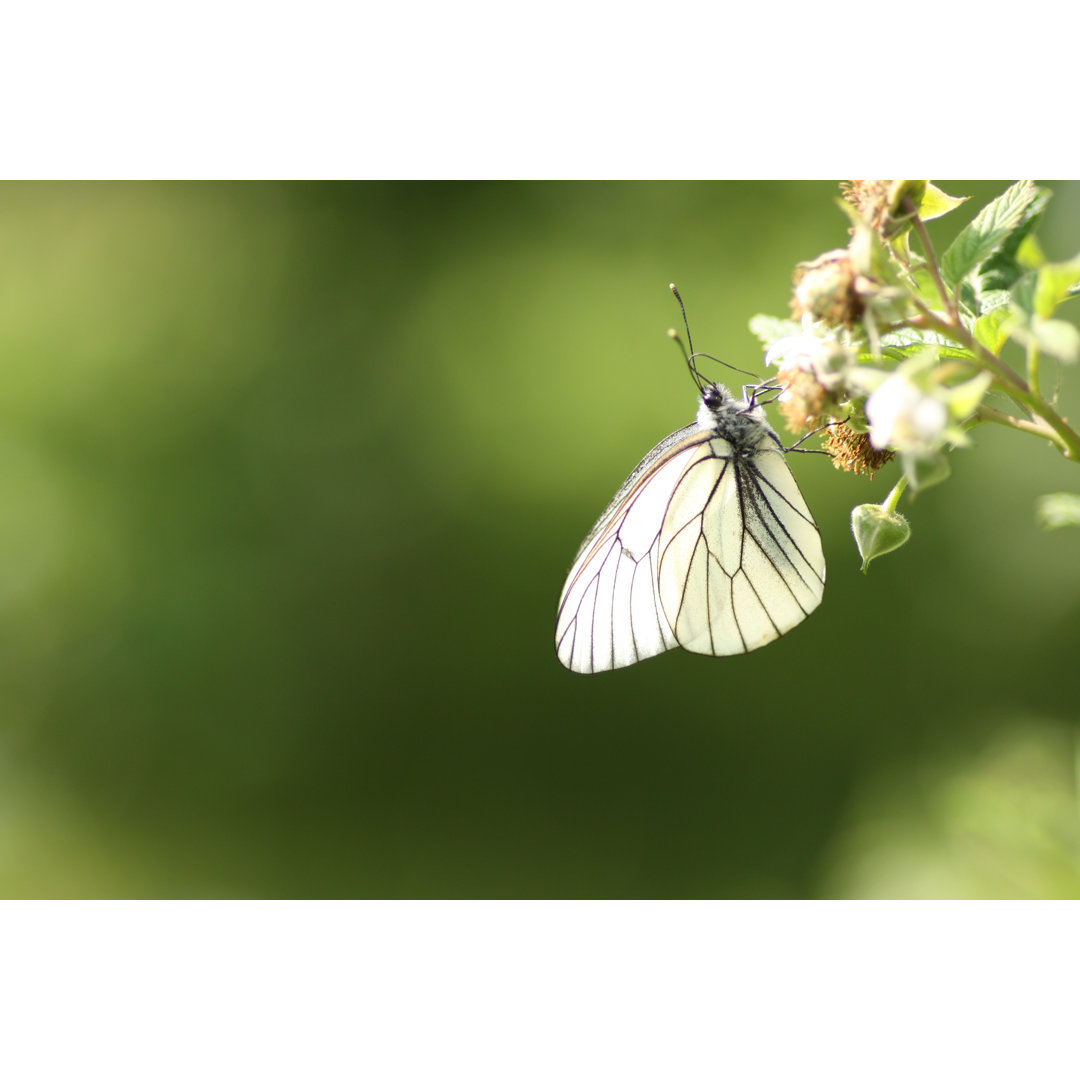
[
  {"xmin": 697, "ymin": 381, "xmax": 773, "ymax": 451},
  {"xmin": 696, "ymin": 382, "xmax": 740, "ymax": 427}
]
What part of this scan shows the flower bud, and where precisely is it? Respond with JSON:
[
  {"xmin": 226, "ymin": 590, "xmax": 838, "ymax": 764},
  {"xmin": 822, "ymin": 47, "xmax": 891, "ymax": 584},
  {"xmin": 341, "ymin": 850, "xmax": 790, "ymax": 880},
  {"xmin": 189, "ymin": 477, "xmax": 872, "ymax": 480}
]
[
  {"xmin": 791, "ymin": 250, "xmax": 863, "ymax": 328},
  {"xmin": 851, "ymin": 503, "xmax": 910, "ymax": 573}
]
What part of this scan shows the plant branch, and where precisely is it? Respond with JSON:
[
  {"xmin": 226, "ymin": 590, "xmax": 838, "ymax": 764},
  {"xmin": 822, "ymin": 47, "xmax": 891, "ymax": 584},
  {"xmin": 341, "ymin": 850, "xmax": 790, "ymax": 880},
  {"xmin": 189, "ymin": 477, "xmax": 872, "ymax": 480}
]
[
  {"xmin": 910, "ymin": 307, "xmax": 1029, "ymax": 394},
  {"xmin": 973, "ymin": 404, "xmax": 1068, "ymax": 451},
  {"xmin": 906, "ymin": 203, "xmax": 955, "ymax": 320},
  {"xmin": 907, "ymin": 305, "xmax": 1080, "ymax": 460},
  {"xmin": 1027, "ymin": 340, "xmax": 1041, "ymax": 400}
]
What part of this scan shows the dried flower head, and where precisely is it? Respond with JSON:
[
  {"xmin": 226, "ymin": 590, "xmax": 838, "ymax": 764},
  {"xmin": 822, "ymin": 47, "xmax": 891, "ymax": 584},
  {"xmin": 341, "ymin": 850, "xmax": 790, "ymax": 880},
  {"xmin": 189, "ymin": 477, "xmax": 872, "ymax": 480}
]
[
  {"xmin": 775, "ymin": 368, "xmax": 828, "ymax": 434},
  {"xmin": 764, "ymin": 329, "xmax": 852, "ymax": 433},
  {"xmin": 791, "ymin": 250, "xmax": 863, "ymax": 327},
  {"xmin": 822, "ymin": 424, "xmax": 895, "ymax": 476},
  {"xmin": 840, "ymin": 180, "xmax": 926, "ymax": 239}
]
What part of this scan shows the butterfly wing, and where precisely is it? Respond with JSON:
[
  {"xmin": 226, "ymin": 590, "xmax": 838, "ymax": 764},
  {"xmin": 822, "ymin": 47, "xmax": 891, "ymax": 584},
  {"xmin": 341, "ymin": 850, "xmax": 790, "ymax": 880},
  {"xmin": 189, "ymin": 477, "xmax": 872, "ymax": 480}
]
[
  {"xmin": 555, "ymin": 425, "xmax": 709, "ymax": 673},
  {"xmin": 657, "ymin": 429, "xmax": 825, "ymax": 655}
]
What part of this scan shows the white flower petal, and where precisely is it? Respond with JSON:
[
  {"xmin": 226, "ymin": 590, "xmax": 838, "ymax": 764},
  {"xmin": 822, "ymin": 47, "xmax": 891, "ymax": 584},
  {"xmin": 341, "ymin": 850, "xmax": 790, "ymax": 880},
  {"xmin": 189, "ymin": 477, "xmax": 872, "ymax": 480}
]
[{"xmin": 866, "ymin": 373, "xmax": 947, "ymax": 454}]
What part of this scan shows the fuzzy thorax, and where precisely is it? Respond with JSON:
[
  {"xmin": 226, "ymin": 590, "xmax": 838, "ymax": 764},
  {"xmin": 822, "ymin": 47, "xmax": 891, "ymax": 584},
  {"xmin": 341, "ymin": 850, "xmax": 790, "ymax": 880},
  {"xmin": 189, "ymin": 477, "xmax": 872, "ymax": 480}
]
[{"xmin": 696, "ymin": 384, "xmax": 770, "ymax": 451}]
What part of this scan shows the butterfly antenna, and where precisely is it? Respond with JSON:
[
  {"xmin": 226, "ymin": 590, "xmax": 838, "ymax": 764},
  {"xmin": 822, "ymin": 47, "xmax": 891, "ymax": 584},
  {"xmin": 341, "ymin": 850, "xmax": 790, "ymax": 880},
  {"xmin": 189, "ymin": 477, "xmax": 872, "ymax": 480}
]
[
  {"xmin": 670, "ymin": 283, "xmax": 708, "ymax": 391},
  {"xmin": 667, "ymin": 327, "xmax": 689, "ymax": 361},
  {"xmin": 669, "ymin": 284, "xmax": 695, "ymax": 358}
]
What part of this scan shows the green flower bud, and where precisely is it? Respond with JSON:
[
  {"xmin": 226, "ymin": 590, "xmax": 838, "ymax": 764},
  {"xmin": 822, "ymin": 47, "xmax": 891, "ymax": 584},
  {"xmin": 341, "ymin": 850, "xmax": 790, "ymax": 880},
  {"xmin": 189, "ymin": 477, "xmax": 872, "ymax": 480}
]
[{"xmin": 851, "ymin": 503, "xmax": 911, "ymax": 573}]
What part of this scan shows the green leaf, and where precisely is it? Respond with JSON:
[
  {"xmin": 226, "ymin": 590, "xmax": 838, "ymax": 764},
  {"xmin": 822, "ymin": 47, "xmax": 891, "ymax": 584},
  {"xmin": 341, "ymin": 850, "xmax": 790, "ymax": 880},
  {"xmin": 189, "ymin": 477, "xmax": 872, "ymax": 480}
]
[
  {"xmin": 1032, "ymin": 319, "xmax": 1080, "ymax": 364},
  {"xmin": 1035, "ymin": 493, "xmax": 1080, "ymax": 530},
  {"xmin": 977, "ymin": 289, "xmax": 1011, "ymax": 315},
  {"xmin": 973, "ymin": 306, "xmax": 1012, "ymax": 355},
  {"xmin": 916, "ymin": 183, "xmax": 968, "ymax": 222},
  {"xmin": 902, "ymin": 451, "xmax": 951, "ymax": 492},
  {"xmin": 1034, "ymin": 255, "xmax": 1080, "ymax": 318},
  {"xmin": 976, "ymin": 187, "xmax": 1053, "ymax": 293},
  {"xmin": 748, "ymin": 314, "xmax": 801, "ymax": 347},
  {"xmin": 877, "ymin": 327, "xmax": 973, "ymax": 360},
  {"xmin": 908, "ymin": 267, "xmax": 946, "ymax": 310},
  {"xmin": 945, "ymin": 372, "xmax": 993, "ymax": 418},
  {"xmin": 1011, "ymin": 271, "xmax": 1038, "ymax": 316},
  {"xmin": 1008, "ymin": 310, "xmax": 1080, "ymax": 365},
  {"xmin": 941, "ymin": 181, "xmax": 1038, "ymax": 290},
  {"xmin": 851, "ymin": 504, "xmax": 911, "ymax": 572},
  {"xmin": 1016, "ymin": 233, "xmax": 1046, "ymax": 270}
]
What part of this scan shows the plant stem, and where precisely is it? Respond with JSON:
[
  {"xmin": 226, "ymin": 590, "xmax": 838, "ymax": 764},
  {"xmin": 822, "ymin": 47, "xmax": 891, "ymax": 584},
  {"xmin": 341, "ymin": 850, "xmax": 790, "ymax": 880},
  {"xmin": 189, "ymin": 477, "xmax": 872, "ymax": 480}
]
[
  {"xmin": 1027, "ymin": 340, "xmax": 1041, "ymax": 400},
  {"xmin": 911, "ymin": 307, "xmax": 1029, "ymax": 394},
  {"xmin": 882, "ymin": 474, "xmax": 908, "ymax": 514},
  {"xmin": 908, "ymin": 206, "xmax": 955, "ymax": 320},
  {"xmin": 974, "ymin": 404, "xmax": 1069, "ymax": 452},
  {"xmin": 908, "ymin": 307, "xmax": 1080, "ymax": 460},
  {"xmin": 1007, "ymin": 389, "xmax": 1080, "ymax": 460}
]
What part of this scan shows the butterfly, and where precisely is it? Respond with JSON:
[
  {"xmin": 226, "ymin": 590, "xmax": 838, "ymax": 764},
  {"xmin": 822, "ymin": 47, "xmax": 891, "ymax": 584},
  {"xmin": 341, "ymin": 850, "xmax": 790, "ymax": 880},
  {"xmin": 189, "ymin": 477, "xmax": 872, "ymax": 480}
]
[{"xmin": 555, "ymin": 290, "xmax": 825, "ymax": 674}]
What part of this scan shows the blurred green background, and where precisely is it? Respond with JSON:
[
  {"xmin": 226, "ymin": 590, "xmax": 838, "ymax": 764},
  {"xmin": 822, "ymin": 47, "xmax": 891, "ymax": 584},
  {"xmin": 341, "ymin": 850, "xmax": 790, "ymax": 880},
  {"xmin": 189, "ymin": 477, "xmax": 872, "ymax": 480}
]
[{"xmin": 1, "ymin": 180, "xmax": 1078, "ymax": 898}]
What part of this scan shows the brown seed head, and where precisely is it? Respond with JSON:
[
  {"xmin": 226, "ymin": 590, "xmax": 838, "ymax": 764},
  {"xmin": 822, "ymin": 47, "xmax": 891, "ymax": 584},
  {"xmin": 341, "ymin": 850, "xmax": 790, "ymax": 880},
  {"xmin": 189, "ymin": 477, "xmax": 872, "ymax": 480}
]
[{"xmin": 822, "ymin": 423, "xmax": 895, "ymax": 476}]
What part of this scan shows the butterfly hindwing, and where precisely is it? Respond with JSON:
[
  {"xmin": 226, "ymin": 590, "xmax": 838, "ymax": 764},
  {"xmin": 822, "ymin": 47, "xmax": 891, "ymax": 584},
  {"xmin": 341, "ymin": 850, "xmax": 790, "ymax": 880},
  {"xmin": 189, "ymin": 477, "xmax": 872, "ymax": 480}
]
[{"xmin": 657, "ymin": 428, "xmax": 825, "ymax": 657}]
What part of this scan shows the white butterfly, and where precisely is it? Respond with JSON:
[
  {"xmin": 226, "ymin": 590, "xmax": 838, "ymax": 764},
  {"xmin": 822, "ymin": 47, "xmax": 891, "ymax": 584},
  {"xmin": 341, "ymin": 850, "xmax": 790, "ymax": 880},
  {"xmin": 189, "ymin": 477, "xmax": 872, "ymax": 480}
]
[{"xmin": 555, "ymin": 315, "xmax": 825, "ymax": 674}]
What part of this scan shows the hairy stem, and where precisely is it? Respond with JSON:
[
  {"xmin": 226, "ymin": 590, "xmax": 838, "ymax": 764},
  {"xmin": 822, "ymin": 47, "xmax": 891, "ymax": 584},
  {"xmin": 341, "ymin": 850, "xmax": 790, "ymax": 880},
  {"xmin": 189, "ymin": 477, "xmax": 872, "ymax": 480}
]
[
  {"xmin": 882, "ymin": 474, "xmax": 908, "ymax": 514},
  {"xmin": 973, "ymin": 404, "xmax": 1069, "ymax": 452}
]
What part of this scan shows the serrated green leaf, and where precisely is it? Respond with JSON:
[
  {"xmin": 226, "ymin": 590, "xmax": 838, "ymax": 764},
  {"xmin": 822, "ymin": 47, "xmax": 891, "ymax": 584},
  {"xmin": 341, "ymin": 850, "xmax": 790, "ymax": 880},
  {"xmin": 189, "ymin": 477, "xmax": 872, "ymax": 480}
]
[
  {"xmin": 978, "ymin": 290, "xmax": 1011, "ymax": 315},
  {"xmin": 917, "ymin": 183, "xmax": 968, "ymax": 222},
  {"xmin": 973, "ymin": 306, "xmax": 1012, "ymax": 355},
  {"xmin": 976, "ymin": 187, "xmax": 1052, "ymax": 293},
  {"xmin": 941, "ymin": 181, "xmax": 1038, "ymax": 289},
  {"xmin": 874, "ymin": 327, "xmax": 974, "ymax": 365},
  {"xmin": 1035, "ymin": 492, "xmax": 1080, "ymax": 530},
  {"xmin": 957, "ymin": 281, "xmax": 979, "ymax": 322},
  {"xmin": 879, "ymin": 327, "xmax": 960, "ymax": 350},
  {"xmin": 851, "ymin": 504, "xmax": 911, "ymax": 572},
  {"xmin": 748, "ymin": 314, "xmax": 801, "ymax": 347}
]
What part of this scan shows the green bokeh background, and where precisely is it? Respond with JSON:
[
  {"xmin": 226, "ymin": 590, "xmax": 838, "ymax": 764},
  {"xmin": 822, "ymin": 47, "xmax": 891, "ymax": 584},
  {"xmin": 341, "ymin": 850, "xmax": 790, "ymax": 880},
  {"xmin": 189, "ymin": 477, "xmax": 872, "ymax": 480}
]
[{"xmin": 1, "ymin": 180, "xmax": 1079, "ymax": 898}]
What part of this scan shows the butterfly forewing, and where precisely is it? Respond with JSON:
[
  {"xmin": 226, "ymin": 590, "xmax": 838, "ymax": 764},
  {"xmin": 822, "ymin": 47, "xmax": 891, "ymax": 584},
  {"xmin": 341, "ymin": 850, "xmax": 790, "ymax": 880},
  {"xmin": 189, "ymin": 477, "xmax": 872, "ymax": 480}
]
[{"xmin": 555, "ymin": 432, "xmax": 707, "ymax": 673}]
